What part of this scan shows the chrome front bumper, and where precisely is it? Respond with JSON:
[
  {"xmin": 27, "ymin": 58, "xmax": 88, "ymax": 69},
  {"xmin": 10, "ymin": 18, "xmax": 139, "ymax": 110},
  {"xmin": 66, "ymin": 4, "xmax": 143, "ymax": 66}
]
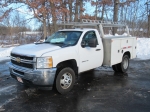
[{"xmin": 9, "ymin": 62, "xmax": 57, "ymax": 89}]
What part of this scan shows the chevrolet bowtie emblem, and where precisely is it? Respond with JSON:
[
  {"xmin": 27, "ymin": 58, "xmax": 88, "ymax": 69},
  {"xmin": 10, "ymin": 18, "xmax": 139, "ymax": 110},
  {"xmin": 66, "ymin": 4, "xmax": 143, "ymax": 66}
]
[{"xmin": 15, "ymin": 57, "xmax": 21, "ymax": 63}]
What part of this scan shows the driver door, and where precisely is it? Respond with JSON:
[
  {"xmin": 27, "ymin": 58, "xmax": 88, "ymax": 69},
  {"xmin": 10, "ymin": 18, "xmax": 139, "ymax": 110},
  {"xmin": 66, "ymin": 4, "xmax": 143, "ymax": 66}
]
[{"xmin": 79, "ymin": 31, "xmax": 103, "ymax": 72}]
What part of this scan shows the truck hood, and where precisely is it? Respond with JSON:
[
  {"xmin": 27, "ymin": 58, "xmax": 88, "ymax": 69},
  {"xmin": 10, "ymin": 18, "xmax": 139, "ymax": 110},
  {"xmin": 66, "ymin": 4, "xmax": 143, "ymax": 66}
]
[{"xmin": 11, "ymin": 43, "xmax": 61, "ymax": 57}]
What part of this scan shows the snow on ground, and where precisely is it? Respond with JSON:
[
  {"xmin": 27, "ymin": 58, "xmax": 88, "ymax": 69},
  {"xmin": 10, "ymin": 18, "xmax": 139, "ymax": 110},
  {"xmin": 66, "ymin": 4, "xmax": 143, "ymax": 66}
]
[
  {"xmin": 136, "ymin": 38, "xmax": 150, "ymax": 60},
  {"xmin": 0, "ymin": 47, "xmax": 14, "ymax": 61},
  {"xmin": 0, "ymin": 38, "xmax": 150, "ymax": 61}
]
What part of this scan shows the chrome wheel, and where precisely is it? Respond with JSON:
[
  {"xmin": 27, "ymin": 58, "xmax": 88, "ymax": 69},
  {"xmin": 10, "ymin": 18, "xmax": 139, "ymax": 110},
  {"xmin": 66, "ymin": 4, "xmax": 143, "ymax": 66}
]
[
  {"xmin": 56, "ymin": 67, "xmax": 75, "ymax": 94},
  {"xmin": 60, "ymin": 72, "xmax": 72, "ymax": 89}
]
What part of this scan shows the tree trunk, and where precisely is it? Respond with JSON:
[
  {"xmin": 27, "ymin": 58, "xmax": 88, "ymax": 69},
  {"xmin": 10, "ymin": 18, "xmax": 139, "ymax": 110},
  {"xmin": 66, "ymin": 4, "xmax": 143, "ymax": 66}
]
[
  {"xmin": 74, "ymin": 0, "xmax": 79, "ymax": 22},
  {"xmin": 9, "ymin": 27, "xmax": 13, "ymax": 45},
  {"xmin": 105, "ymin": 8, "xmax": 109, "ymax": 21},
  {"xmin": 124, "ymin": 6, "xmax": 128, "ymax": 22},
  {"xmin": 69, "ymin": 0, "xmax": 73, "ymax": 22},
  {"xmin": 148, "ymin": 15, "xmax": 150, "ymax": 38},
  {"xmin": 113, "ymin": 0, "xmax": 119, "ymax": 35},
  {"xmin": 42, "ymin": 1, "xmax": 47, "ymax": 39},
  {"xmin": 64, "ymin": 1, "xmax": 68, "ymax": 21},
  {"xmin": 47, "ymin": 16, "xmax": 51, "ymax": 36},
  {"xmin": 80, "ymin": 0, "xmax": 83, "ymax": 22},
  {"xmin": 50, "ymin": 2, "xmax": 57, "ymax": 32},
  {"xmin": 95, "ymin": 0, "xmax": 98, "ymax": 20},
  {"xmin": 42, "ymin": 10, "xmax": 47, "ymax": 39},
  {"xmin": 101, "ymin": 4, "xmax": 105, "ymax": 20}
]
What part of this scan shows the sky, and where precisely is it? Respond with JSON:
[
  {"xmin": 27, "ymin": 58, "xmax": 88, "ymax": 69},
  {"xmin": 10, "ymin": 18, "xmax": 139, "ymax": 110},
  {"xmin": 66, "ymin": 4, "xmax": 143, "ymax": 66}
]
[
  {"xmin": 2, "ymin": 0, "xmax": 148, "ymax": 30},
  {"xmin": 6, "ymin": 3, "xmax": 41, "ymax": 30}
]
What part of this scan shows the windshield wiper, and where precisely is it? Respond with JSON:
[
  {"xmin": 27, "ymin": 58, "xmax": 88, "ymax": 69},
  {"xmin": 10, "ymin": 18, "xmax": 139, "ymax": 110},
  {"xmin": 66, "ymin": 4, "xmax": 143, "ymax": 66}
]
[
  {"xmin": 44, "ymin": 41, "xmax": 50, "ymax": 43},
  {"xmin": 62, "ymin": 44, "xmax": 73, "ymax": 48},
  {"xmin": 50, "ymin": 42, "xmax": 64, "ymax": 44}
]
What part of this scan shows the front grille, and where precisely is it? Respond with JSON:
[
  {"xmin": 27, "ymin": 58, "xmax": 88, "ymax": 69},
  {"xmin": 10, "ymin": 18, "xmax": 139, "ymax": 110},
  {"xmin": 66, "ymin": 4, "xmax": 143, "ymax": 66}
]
[
  {"xmin": 11, "ymin": 53, "xmax": 34, "ymax": 61},
  {"xmin": 13, "ymin": 69, "xmax": 24, "ymax": 75},
  {"xmin": 11, "ymin": 53, "xmax": 35, "ymax": 69},
  {"xmin": 11, "ymin": 60, "xmax": 34, "ymax": 69}
]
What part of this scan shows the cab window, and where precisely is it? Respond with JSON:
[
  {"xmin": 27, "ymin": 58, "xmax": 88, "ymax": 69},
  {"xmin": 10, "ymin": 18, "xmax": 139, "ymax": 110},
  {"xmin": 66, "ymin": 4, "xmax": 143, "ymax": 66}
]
[{"xmin": 81, "ymin": 31, "xmax": 98, "ymax": 47}]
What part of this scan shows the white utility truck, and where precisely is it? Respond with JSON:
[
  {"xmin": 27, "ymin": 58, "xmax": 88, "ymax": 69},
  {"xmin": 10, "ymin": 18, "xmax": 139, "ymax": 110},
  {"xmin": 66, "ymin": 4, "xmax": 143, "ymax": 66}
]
[{"xmin": 9, "ymin": 20, "xmax": 137, "ymax": 94}]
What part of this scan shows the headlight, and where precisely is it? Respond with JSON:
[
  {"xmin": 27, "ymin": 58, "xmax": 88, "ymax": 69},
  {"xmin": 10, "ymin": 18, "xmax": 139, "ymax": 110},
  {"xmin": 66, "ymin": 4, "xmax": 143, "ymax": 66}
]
[{"xmin": 36, "ymin": 57, "xmax": 53, "ymax": 68}]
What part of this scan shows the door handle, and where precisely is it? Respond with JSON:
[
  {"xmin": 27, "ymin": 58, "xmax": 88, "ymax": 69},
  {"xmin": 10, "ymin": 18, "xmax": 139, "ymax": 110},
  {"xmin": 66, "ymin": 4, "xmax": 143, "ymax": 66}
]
[{"xmin": 96, "ymin": 49, "xmax": 101, "ymax": 51}]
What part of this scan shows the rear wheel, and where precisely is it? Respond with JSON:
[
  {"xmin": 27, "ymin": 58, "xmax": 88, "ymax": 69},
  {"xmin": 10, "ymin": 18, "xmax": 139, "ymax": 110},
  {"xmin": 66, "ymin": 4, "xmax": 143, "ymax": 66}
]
[
  {"xmin": 112, "ymin": 64, "xmax": 118, "ymax": 72},
  {"xmin": 56, "ymin": 67, "xmax": 75, "ymax": 94},
  {"xmin": 117, "ymin": 55, "xmax": 129, "ymax": 73}
]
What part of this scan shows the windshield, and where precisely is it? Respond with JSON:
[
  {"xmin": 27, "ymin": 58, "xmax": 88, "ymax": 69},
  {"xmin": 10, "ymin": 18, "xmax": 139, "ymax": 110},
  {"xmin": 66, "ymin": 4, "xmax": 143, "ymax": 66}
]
[{"xmin": 45, "ymin": 31, "xmax": 82, "ymax": 47}]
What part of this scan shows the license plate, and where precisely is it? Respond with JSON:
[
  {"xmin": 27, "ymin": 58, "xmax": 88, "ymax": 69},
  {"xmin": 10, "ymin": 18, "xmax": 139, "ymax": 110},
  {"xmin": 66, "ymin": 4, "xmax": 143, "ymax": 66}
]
[{"xmin": 17, "ymin": 77, "xmax": 23, "ymax": 83}]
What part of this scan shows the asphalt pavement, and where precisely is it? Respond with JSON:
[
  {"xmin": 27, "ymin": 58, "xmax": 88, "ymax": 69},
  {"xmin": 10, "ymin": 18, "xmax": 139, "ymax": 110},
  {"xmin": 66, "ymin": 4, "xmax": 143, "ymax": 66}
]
[{"xmin": 0, "ymin": 59, "xmax": 150, "ymax": 112}]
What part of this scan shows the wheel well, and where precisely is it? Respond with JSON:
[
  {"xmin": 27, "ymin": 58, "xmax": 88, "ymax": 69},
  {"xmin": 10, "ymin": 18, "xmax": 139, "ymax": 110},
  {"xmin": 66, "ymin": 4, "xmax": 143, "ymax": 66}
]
[
  {"xmin": 123, "ymin": 51, "xmax": 131, "ymax": 59},
  {"xmin": 56, "ymin": 59, "xmax": 78, "ymax": 75}
]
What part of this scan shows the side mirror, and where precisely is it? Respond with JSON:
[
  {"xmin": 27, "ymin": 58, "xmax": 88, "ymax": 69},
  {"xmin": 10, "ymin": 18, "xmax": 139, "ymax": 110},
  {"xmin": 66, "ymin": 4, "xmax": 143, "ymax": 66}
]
[
  {"xmin": 81, "ymin": 41, "xmax": 86, "ymax": 48},
  {"xmin": 88, "ymin": 38, "xmax": 97, "ymax": 48}
]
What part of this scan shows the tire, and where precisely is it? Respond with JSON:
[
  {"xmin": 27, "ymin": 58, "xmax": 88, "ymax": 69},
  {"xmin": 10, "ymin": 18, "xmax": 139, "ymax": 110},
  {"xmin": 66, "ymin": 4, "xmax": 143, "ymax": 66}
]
[
  {"xmin": 117, "ymin": 55, "xmax": 129, "ymax": 73},
  {"xmin": 56, "ymin": 67, "xmax": 75, "ymax": 94},
  {"xmin": 112, "ymin": 64, "xmax": 119, "ymax": 72}
]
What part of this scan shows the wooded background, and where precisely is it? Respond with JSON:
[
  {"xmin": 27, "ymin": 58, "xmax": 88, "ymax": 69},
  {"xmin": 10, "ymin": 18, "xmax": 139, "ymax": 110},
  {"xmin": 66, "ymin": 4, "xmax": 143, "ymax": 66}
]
[{"xmin": 0, "ymin": 0, "xmax": 149, "ymax": 45}]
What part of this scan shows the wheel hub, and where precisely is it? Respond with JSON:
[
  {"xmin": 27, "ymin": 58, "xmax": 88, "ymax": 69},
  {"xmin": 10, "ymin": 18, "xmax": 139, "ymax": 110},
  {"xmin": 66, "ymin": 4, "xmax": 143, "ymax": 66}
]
[{"xmin": 60, "ymin": 72, "xmax": 72, "ymax": 89}]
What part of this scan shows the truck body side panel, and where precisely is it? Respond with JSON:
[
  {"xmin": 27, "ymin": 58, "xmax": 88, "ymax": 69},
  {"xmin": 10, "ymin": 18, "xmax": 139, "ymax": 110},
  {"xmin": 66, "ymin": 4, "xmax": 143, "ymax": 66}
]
[
  {"xmin": 102, "ymin": 36, "xmax": 137, "ymax": 66},
  {"xmin": 132, "ymin": 38, "xmax": 137, "ymax": 59},
  {"xmin": 111, "ymin": 39, "xmax": 122, "ymax": 65}
]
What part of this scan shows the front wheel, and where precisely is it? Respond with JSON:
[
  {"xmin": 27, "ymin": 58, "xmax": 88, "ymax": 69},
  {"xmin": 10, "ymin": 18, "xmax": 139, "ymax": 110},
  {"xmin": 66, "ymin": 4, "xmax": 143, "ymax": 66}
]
[
  {"xmin": 56, "ymin": 67, "xmax": 75, "ymax": 94},
  {"xmin": 117, "ymin": 55, "xmax": 129, "ymax": 73}
]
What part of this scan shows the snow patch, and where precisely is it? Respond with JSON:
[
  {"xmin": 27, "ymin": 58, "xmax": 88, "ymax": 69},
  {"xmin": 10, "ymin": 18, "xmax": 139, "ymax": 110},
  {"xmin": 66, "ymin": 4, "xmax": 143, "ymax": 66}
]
[
  {"xmin": 0, "ymin": 97, "xmax": 17, "ymax": 109},
  {"xmin": 0, "ymin": 47, "xmax": 14, "ymax": 62},
  {"xmin": 136, "ymin": 38, "xmax": 150, "ymax": 60},
  {"xmin": 0, "ymin": 85, "xmax": 17, "ymax": 94},
  {"xmin": 95, "ymin": 66, "xmax": 113, "ymax": 72},
  {"xmin": 0, "ymin": 47, "xmax": 14, "ymax": 58}
]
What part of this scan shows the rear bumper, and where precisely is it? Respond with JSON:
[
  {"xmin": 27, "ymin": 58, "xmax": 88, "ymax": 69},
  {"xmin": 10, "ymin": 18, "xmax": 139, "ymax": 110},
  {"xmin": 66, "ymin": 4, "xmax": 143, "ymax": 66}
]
[{"xmin": 9, "ymin": 62, "xmax": 57, "ymax": 89}]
